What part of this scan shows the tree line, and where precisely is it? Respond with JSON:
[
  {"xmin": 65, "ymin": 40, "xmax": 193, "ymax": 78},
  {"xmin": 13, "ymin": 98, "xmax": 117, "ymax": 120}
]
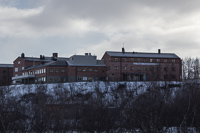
[{"xmin": 0, "ymin": 57, "xmax": 200, "ymax": 132}]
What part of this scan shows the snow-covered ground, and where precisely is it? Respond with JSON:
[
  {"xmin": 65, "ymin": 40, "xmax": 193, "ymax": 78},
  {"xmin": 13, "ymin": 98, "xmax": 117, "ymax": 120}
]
[{"xmin": 1, "ymin": 81, "xmax": 181, "ymax": 98}]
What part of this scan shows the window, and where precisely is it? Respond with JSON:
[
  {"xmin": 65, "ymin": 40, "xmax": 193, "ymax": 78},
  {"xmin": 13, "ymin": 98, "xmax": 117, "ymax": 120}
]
[
  {"xmin": 115, "ymin": 58, "xmax": 119, "ymax": 61},
  {"xmin": 157, "ymin": 67, "xmax": 160, "ymax": 71},
  {"xmin": 94, "ymin": 68, "xmax": 98, "ymax": 72},
  {"xmin": 61, "ymin": 68, "xmax": 66, "ymax": 72},
  {"xmin": 18, "ymin": 61, "xmax": 20, "ymax": 64},
  {"xmin": 44, "ymin": 69, "xmax": 46, "ymax": 73},
  {"xmin": 172, "ymin": 75, "xmax": 176, "ymax": 79},
  {"xmin": 83, "ymin": 67, "xmax": 87, "ymax": 72},
  {"xmin": 78, "ymin": 77, "xmax": 82, "ymax": 81},
  {"xmin": 137, "ymin": 67, "xmax": 141, "ymax": 71},
  {"xmin": 49, "ymin": 68, "xmax": 54, "ymax": 73},
  {"xmin": 55, "ymin": 68, "xmax": 59, "ymax": 73},
  {"xmin": 144, "ymin": 58, "xmax": 147, "ymax": 62},
  {"xmin": 123, "ymin": 58, "xmax": 127, "ymax": 61},
  {"xmin": 123, "ymin": 66, "xmax": 127, "ymax": 71},
  {"xmin": 83, "ymin": 77, "xmax": 87, "ymax": 81},
  {"xmin": 172, "ymin": 67, "xmax": 176, "ymax": 71},
  {"xmin": 150, "ymin": 67, "xmax": 154, "ymax": 71},
  {"xmin": 22, "ymin": 67, "xmax": 24, "ymax": 70},
  {"xmin": 55, "ymin": 77, "xmax": 60, "ymax": 82},
  {"xmin": 131, "ymin": 58, "xmax": 134, "ymax": 62},
  {"xmin": 172, "ymin": 59, "xmax": 175, "ymax": 63},
  {"xmin": 144, "ymin": 67, "xmax": 147, "ymax": 71},
  {"xmin": 164, "ymin": 59, "xmax": 167, "ymax": 63},
  {"xmin": 88, "ymin": 68, "xmax": 93, "ymax": 72},
  {"xmin": 49, "ymin": 77, "xmax": 53, "ymax": 81},
  {"xmin": 15, "ymin": 68, "xmax": 18, "ymax": 72},
  {"xmin": 42, "ymin": 69, "xmax": 43, "ymax": 73},
  {"xmin": 3, "ymin": 70, "xmax": 6, "ymax": 73},
  {"xmin": 77, "ymin": 67, "xmax": 82, "ymax": 72},
  {"xmin": 157, "ymin": 59, "xmax": 160, "ymax": 62},
  {"xmin": 137, "ymin": 58, "xmax": 141, "ymax": 62},
  {"xmin": 150, "ymin": 59, "xmax": 153, "ymax": 62},
  {"xmin": 114, "ymin": 66, "xmax": 119, "ymax": 70},
  {"xmin": 131, "ymin": 66, "xmax": 134, "ymax": 71},
  {"xmin": 164, "ymin": 67, "xmax": 168, "ymax": 71},
  {"xmin": 164, "ymin": 75, "xmax": 168, "ymax": 80}
]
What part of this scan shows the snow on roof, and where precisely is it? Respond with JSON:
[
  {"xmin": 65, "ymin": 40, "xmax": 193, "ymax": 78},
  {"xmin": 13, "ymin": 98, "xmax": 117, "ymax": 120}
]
[{"xmin": 0, "ymin": 64, "xmax": 13, "ymax": 68}]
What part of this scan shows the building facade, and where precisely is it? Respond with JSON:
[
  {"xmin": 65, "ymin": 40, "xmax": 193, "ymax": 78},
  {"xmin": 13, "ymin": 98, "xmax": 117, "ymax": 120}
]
[
  {"xmin": 12, "ymin": 49, "xmax": 182, "ymax": 84},
  {"xmin": 102, "ymin": 48, "xmax": 182, "ymax": 81},
  {"xmin": 0, "ymin": 64, "xmax": 13, "ymax": 86},
  {"xmin": 12, "ymin": 53, "xmax": 106, "ymax": 84}
]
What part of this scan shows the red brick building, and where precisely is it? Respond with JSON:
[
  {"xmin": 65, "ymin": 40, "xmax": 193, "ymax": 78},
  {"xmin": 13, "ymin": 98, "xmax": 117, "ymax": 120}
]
[
  {"xmin": 66, "ymin": 53, "xmax": 106, "ymax": 82},
  {"xmin": 0, "ymin": 64, "xmax": 13, "ymax": 86},
  {"xmin": 12, "ymin": 53, "xmax": 106, "ymax": 84},
  {"xmin": 12, "ymin": 49, "xmax": 181, "ymax": 84},
  {"xmin": 102, "ymin": 48, "xmax": 182, "ymax": 81}
]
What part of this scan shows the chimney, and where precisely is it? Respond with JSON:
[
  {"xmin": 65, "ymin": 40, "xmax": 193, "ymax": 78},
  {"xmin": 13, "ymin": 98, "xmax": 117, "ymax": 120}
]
[
  {"xmin": 158, "ymin": 49, "xmax": 161, "ymax": 54},
  {"xmin": 40, "ymin": 55, "xmax": 43, "ymax": 59},
  {"xmin": 21, "ymin": 53, "xmax": 25, "ymax": 58},
  {"xmin": 85, "ymin": 53, "xmax": 88, "ymax": 56},
  {"xmin": 122, "ymin": 47, "xmax": 125, "ymax": 54},
  {"xmin": 89, "ymin": 53, "xmax": 91, "ymax": 56},
  {"xmin": 53, "ymin": 53, "xmax": 58, "ymax": 58}
]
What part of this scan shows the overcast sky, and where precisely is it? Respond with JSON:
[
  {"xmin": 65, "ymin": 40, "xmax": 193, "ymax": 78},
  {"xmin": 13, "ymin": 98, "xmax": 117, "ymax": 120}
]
[{"xmin": 1, "ymin": 0, "xmax": 200, "ymax": 63}]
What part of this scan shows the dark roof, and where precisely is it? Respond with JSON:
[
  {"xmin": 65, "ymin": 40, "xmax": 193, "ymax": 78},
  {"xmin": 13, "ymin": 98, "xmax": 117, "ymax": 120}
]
[
  {"xmin": 106, "ymin": 51, "xmax": 180, "ymax": 59},
  {"xmin": 0, "ymin": 64, "xmax": 13, "ymax": 68},
  {"xmin": 22, "ymin": 57, "xmax": 68, "ymax": 62},
  {"xmin": 23, "ymin": 61, "xmax": 68, "ymax": 71},
  {"xmin": 66, "ymin": 55, "xmax": 105, "ymax": 67}
]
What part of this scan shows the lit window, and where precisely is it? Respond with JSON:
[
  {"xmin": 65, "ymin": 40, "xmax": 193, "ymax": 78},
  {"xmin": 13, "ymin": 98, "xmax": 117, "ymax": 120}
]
[
  {"xmin": 18, "ymin": 61, "xmax": 20, "ymax": 64},
  {"xmin": 22, "ymin": 67, "xmax": 24, "ymax": 70},
  {"xmin": 44, "ymin": 69, "xmax": 46, "ymax": 73},
  {"xmin": 88, "ymin": 68, "xmax": 93, "ymax": 72},
  {"xmin": 150, "ymin": 59, "xmax": 153, "ymax": 62}
]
